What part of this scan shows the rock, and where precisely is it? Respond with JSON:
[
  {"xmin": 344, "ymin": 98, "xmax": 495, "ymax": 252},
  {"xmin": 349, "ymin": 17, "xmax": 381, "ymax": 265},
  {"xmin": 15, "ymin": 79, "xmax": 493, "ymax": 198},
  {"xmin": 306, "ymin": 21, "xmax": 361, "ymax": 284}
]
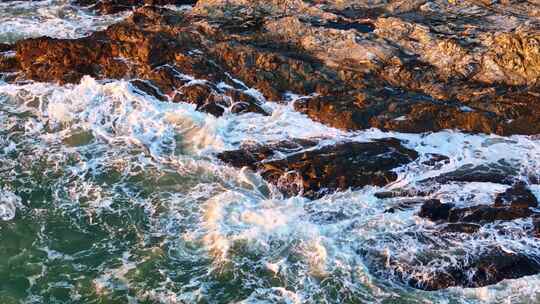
[
  {"xmin": 419, "ymin": 200, "xmax": 534, "ymax": 224},
  {"xmin": 4, "ymin": 6, "xmax": 268, "ymax": 117},
  {"xmin": 375, "ymin": 189, "xmax": 427, "ymax": 199},
  {"xmin": 421, "ymin": 153, "xmax": 450, "ymax": 167},
  {"xmin": 425, "ymin": 161, "xmax": 519, "ymax": 185},
  {"xmin": 75, "ymin": 0, "xmax": 197, "ymax": 14},
  {"xmin": 0, "ymin": 43, "xmax": 12, "ymax": 52},
  {"xmin": 418, "ymin": 199, "xmax": 454, "ymax": 221},
  {"xmin": 384, "ymin": 199, "xmax": 426, "ymax": 214},
  {"xmin": 218, "ymin": 138, "xmax": 418, "ymax": 198},
  {"xmin": 533, "ymin": 216, "xmax": 540, "ymax": 237},
  {"xmin": 409, "ymin": 248, "xmax": 540, "ymax": 290},
  {"xmin": 440, "ymin": 223, "xmax": 481, "ymax": 234},
  {"xmin": 2, "ymin": 2, "xmax": 540, "ymax": 135},
  {"xmin": 448, "ymin": 205, "xmax": 534, "ymax": 223},
  {"xmin": 494, "ymin": 182, "xmax": 539, "ymax": 209}
]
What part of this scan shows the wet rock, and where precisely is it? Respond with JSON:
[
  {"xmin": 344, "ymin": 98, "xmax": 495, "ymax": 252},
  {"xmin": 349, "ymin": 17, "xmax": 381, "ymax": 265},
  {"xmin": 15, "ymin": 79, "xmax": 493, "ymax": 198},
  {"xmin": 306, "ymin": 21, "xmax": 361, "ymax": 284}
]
[
  {"xmin": 421, "ymin": 153, "xmax": 450, "ymax": 167},
  {"xmin": 218, "ymin": 138, "xmax": 418, "ymax": 198},
  {"xmin": 75, "ymin": 0, "xmax": 197, "ymax": 14},
  {"xmin": 425, "ymin": 161, "xmax": 519, "ymax": 185},
  {"xmin": 494, "ymin": 182, "xmax": 539, "ymax": 209},
  {"xmin": 374, "ymin": 189, "xmax": 427, "ymax": 199},
  {"xmin": 0, "ymin": 43, "xmax": 12, "ymax": 52},
  {"xmin": 408, "ymin": 248, "xmax": 540, "ymax": 290},
  {"xmin": 448, "ymin": 205, "xmax": 534, "ymax": 223},
  {"xmin": 533, "ymin": 216, "xmax": 540, "ymax": 237},
  {"xmin": 384, "ymin": 199, "xmax": 426, "ymax": 214},
  {"xmin": 418, "ymin": 199, "xmax": 454, "ymax": 221},
  {"xmin": 419, "ymin": 200, "xmax": 534, "ymax": 224},
  {"xmin": 172, "ymin": 83, "xmax": 268, "ymax": 116},
  {"xmin": 440, "ymin": 223, "xmax": 481, "ymax": 234},
  {"xmin": 2, "ymin": 2, "xmax": 540, "ymax": 135}
]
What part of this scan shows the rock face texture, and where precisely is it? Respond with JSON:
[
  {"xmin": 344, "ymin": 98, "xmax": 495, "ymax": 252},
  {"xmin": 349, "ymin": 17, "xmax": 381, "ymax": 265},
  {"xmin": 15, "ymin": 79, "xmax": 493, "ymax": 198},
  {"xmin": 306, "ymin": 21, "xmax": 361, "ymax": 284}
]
[
  {"xmin": 75, "ymin": 0, "xmax": 198, "ymax": 14},
  {"xmin": 1, "ymin": 0, "xmax": 540, "ymax": 293},
  {"xmin": 2, "ymin": 0, "xmax": 540, "ymax": 134},
  {"xmin": 218, "ymin": 138, "xmax": 418, "ymax": 198}
]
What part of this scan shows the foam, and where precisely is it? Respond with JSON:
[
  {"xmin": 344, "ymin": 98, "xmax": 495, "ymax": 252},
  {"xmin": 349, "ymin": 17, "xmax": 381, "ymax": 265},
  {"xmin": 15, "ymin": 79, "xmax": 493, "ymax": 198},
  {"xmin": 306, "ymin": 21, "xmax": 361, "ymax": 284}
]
[
  {"xmin": 1, "ymin": 73, "xmax": 540, "ymax": 303},
  {"xmin": 0, "ymin": 189, "xmax": 21, "ymax": 221},
  {"xmin": 0, "ymin": 0, "xmax": 126, "ymax": 44}
]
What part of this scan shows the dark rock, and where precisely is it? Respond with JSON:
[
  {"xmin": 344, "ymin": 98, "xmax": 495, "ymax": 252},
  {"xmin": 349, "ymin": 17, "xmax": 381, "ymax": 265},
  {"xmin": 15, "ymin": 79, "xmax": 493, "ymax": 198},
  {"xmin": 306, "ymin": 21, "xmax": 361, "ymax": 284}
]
[
  {"xmin": 419, "ymin": 200, "xmax": 535, "ymax": 224},
  {"xmin": 440, "ymin": 223, "xmax": 481, "ymax": 234},
  {"xmin": 1, "ymin": 2, "xmax": 540, "ymax": 135},
  {"xmin": 533, "ymin": 216, "xmax": 540, "ymax": 237},
  {"xmin": 494, "ymin": 182, "xmax": 539, "ymax": 209},
  {"xmin": 310, "ymin": 19, "xmax": 375, "ymax": 33},
  {"xmin": 131, "ymin": 79, "xmax": 168, "ymax": 100},
  {"xmin": 449, "ymin": 205, "xmax": 533, "ymax": 223},
  {"xmin": 418, "ymin": 199, "xmax": 454, "ymax": 221},
  {"xmin": 409, "ymin": 248, "xmax": 540, "ymax": 290},
  {"xmin": 375, "ymin": 189, "xmax": 427, "ymax": 199},
  {"xmin": 0, "ymin": 43, "xmax": 12, "ymax": 52},
  {"xmin": 421, "ymin": 153, "xmax": 450, "ymax": 167},
  {"xmin": 75, "ymin": 0, "xmax": 198, "ymax": 14},
  {"xmin": 384, "ymin": 200, "xmax": 425, "ymax": 213},
  {"xmin": 425, "ymin": 161, "xmax": 519, "ymax": 185},
  {"xmin": 172, "ymin": 83, "xmax": 268, "ymax": 116},
  {"xmin": 218, "ymin": 138, "xmax": 418, "ymax": 198}
]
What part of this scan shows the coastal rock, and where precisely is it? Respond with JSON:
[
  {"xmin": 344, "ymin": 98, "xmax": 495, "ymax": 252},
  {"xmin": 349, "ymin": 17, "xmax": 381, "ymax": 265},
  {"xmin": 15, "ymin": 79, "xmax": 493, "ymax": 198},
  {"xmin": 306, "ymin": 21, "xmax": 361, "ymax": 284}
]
[
  {"xmin": 418, "ymin": 199, "xmax": 454, "ymax": 221},
  {"xmin": 7, "ymin": 6, "xmax": 267, "ymax": 117},
  {"xmin": 418, "ymin": 198, "xmax": 535, "ymax": 224},
  {"xmin": 404, "ymin": 248, "xmax": 540, "ymax": 290},
  {"xmin": 494, "ymin": 182, "xmax": 539, "ymax": 209},
  {"xmin": 448, "ymin": 205, "xmax": 534, "ymax": 223},
  {"xmin": 218, "ymin": 138, "xmax": 418, "ymax": 198},
  {"xmin": 440, "ymin": 223, "xmax": 481, "ymax": 234},
  {"xmin": 1, "ymin": 2, "xmax": 540, "ymax": 134},
  {"xmin": 425, "ymin": 161, "xmax": 519, "ymax": 185},
  {"xmin": 75, "ymin": 0, "xmax": 197, "ymax": 14}
]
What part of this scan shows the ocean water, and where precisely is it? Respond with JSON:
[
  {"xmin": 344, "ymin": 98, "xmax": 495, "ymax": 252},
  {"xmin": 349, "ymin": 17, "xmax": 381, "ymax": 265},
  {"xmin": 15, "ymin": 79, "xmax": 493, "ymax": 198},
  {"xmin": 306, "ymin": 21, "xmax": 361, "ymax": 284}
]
[{"xmin": 1, "ymin": 2, "xmax": 540, "ymax": 303}]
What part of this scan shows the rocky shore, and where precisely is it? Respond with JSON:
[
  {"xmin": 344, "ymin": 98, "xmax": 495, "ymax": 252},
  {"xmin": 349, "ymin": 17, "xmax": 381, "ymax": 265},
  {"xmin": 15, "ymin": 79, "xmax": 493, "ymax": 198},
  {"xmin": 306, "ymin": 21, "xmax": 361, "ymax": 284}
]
[{"xmin": 1, "ymin": 0, "xmax": 539, "ymax": 292}]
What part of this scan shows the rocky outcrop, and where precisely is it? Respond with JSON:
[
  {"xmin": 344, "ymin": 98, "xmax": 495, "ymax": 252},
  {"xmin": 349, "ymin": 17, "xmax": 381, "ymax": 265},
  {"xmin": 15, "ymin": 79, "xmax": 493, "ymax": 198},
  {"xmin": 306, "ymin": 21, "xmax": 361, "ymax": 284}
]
[
  {"xmin": 218, "ymin": 138, "xmax": 418, "ymax": 198},
  {"xmin": 419, "ymin": 199, "xmax": 535, "ymax": 224},
  {"xmin": 2, "ymin": 1, "xmax": 540, "ymax": 134},
  {"xmin": 1, "ymin": 0, "xmax": 540, "ymax": 293},
  {"xmin": 7, "ymin": 6, "xmax": 268, "ymax": 117},
  {"xmin": 494, "ymin": 181, "xmax": 539, "ymax": 209},
  {"xmin": 388, "ymin": 247, "xmax": 540, "ymax": 291},
  {"xmin": 75, "ymin": 0, "xmax": 197, "ymax": 14}
]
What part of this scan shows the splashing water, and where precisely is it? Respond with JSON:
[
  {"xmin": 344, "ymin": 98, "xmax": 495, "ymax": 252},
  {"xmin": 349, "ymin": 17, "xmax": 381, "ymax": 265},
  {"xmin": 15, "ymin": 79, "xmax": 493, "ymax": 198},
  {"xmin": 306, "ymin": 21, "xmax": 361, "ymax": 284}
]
[
  {"xmin": 1, "ymin": 2, "xmax": 540, "ymax": 304},
  {"xmin": 0, "ymin": 0, "xmax": 126, "ymax": 43}
]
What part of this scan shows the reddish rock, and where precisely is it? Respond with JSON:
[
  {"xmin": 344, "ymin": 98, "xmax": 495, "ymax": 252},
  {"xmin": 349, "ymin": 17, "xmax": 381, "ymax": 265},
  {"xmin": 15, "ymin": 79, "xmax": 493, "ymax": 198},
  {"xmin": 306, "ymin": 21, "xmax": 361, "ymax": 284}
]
[
  {"xmin": 75, "ymin": 0, "xmax": 197, "ymax": 14},
  {"xmin": 218, "ymin": 138, "xmax": 418, "ymax": 198}
]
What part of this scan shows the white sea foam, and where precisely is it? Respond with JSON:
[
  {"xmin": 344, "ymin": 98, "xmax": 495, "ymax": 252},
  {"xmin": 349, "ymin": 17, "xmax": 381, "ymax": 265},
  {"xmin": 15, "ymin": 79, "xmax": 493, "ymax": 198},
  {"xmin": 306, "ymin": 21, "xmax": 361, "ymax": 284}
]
[
  {"xmin": 1, "ymin": 72, "xmax": 540, "ymax": 303},
  {"xmin": 0, "ymin": 189, "xmax": 21, "ymax": 221},
  {"xmin": 0, "ymin": 0, "xmax": 126, "ymax": 44}
]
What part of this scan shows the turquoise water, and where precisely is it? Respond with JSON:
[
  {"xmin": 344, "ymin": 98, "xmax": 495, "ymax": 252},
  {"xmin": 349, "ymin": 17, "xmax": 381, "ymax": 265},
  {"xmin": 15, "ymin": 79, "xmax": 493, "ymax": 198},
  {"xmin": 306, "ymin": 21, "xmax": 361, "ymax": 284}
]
[{"xmin": 1, "ymin": 2, "xmax": 540, "ymax": 303}]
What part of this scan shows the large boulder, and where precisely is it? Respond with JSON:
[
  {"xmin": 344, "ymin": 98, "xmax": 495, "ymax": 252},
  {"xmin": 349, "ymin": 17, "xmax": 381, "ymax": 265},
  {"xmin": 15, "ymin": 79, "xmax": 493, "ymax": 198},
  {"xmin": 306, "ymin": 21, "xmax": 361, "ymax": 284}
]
[{"xmin": 218, "ymin": 138, "xmax": 418, "ymax": 198}]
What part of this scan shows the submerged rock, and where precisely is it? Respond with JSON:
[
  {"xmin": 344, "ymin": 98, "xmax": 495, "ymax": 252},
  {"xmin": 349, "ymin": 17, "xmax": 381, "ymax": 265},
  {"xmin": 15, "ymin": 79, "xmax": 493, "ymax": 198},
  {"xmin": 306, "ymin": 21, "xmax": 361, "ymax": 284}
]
[
  {"xmin": 218, "ymin": 138, "xmax": 418, "ymax": 198},
  {"xmin": 405, "ymin": 248, "xmax": 540, "ymax": 290},
  {"xmin": 494, "ymin": 182, "xmax": 539, "ymax": 209}
]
